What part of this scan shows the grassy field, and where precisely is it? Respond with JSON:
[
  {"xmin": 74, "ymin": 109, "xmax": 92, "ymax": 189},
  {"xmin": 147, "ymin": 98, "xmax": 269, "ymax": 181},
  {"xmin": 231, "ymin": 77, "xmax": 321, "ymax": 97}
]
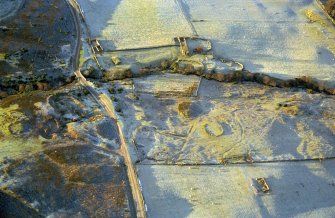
[{"xmin": 0, "ymin": 53, "xmax": 5, "ymax": 60}]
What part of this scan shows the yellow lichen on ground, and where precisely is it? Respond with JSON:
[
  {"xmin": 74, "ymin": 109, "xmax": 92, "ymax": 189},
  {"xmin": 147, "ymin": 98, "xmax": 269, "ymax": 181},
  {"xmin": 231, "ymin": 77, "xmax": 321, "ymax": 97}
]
[
  {"xmin": 192, "ymin": 120, "xmax": 225, "ymax": 143},
  {"xmin": 305, "ymin": 9, "xmax": 327, "ymax": 26},
  {"xmin": 0, "ymin": 53, "xmax": 5, "ymax": 60},
  {"xmin": 321, "ymin": 111, "xmax": 335, "ymax": 134},
  {"xmin": 0, "ymin": 104, "xmax": 28, "ymax": 137},
  {"xmin": 204, "ymin": 122, "xmax": 224, "ymax": 137},
  {"xmin": 296, "ymin": 122, "xmax": 326, "ymax": 159},
  {"xmin": 303, "ymin": 9, "xmax": 335, "ymax": 56},
  {"xmin": 134, "ymin": 105, "xmax": 146, "ymax": 121},
  {"xmin": 79, "ymin": 48, "xmax": 85, "ymax": 68},
  {"xmin": 261, "ymin": 97, "xmax": 287, "ymax": 112},
  {"xmin": 0, "ymin": 137, "xmax": 43, "ymax": 162},
  {"xmin": 281, "ymin": 105, "xmax": 300, "ymax": 116},
  {"xmin": 262, "ymin": 96, "xmax": 301, "ymax": 116},
  {"xmin": 183, "ymin": 113, "xmax": 246, "ymax": 163}
]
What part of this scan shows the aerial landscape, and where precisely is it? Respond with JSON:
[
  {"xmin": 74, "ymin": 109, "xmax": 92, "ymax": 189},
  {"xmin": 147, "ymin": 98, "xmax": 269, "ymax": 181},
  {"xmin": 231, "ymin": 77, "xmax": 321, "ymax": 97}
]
[{"xmin": 0, "ymin": 0, "xmax": 335, "ymax": 217}]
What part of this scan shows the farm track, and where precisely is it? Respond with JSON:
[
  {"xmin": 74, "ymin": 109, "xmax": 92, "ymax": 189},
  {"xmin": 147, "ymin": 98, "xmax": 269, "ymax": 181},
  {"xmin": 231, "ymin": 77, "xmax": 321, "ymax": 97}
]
[{"xmin": 66, "ymin": 0, "xmax": 147, "ymax": 217}]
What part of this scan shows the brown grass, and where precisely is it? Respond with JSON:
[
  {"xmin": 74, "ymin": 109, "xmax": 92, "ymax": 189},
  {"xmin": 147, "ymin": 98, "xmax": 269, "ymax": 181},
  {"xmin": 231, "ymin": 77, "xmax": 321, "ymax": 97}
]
[
  {"xmin": 178, "ymin": 101, "xmax": 191, "ymax": 118},
  {"xmin": 325, "ymin": 0, "xmax": 335, "ymax": 19}
]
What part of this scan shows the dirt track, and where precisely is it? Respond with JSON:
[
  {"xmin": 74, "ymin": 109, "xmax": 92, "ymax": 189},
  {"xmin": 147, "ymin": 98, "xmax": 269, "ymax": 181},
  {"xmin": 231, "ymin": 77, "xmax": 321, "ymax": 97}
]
[{"xmin": 68, "ymin": 0, "xmax": 146, "ymax": 216}]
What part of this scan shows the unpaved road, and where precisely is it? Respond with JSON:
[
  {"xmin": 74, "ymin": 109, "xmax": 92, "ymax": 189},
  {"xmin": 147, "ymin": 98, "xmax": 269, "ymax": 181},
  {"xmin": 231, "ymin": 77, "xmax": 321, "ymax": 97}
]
[
  {"xmin": 74, "ymin": 70, "xmax": 146, "ymax": 218},
  {"xmin": 68, "ymin": 0, "xmax": 146, "ymax": 217}
]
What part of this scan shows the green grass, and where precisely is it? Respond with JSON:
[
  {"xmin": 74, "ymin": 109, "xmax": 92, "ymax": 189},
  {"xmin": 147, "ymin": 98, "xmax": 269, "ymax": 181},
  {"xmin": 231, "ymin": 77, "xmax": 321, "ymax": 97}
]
[
  {"xmin": 0, "ymin": 53, "xmax": 5, "ymax": 60},
  {"xmin": 0, "ymin": 137, "xmax": 44, "ymax": 162},
  {"xmin": 79, "ymin": 48, "xmax": 85, "ymax": 67}
]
